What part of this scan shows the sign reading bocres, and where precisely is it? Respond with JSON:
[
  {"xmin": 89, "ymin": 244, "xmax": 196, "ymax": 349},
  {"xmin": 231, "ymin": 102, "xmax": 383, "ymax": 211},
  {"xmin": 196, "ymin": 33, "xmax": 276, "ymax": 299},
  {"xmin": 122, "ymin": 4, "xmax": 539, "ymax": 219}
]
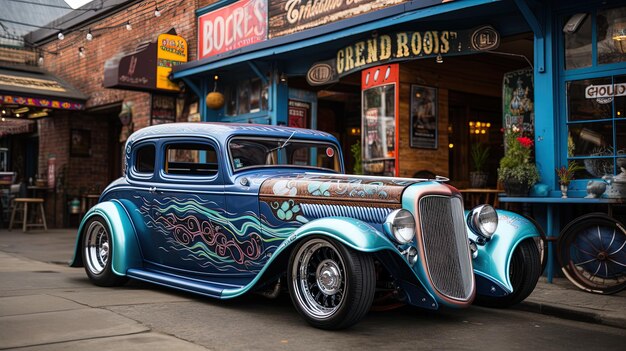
[{"xmin": 198, "ymin": 0, "xmax": 268, "ymax": 60}]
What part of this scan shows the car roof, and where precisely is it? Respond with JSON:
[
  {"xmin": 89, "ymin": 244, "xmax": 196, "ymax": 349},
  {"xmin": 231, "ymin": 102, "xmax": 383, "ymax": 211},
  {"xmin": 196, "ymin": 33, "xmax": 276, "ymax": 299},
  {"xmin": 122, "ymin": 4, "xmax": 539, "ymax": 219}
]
[{"xmin": 126, "ymin": 122, "xmax": 338, "ymax": 146}]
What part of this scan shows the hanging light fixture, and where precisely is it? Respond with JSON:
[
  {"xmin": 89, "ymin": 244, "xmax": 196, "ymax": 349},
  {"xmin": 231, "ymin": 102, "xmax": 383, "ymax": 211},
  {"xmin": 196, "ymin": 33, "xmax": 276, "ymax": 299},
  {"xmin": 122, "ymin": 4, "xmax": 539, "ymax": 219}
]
[
  {"xmin": 86, "ymin": 28, "xmax": 93, "ymax": 41},
  {"xmin": 126, "ymin": 21, "xmax": 132, "ymax": 31},
  {"xmin": 206, "ymin": 75, "xmax": 225, "ymax": 110},
  {"xmin": 612, "ymin": 18, "xmax": 626, "ymax": 54},
  {"xmin": 78, "ymin": 47, "xmax": 85, "ymax": 58},
  {"xmin": 154, "ymin": 1, "xmax": 161, "ymax": 17},
  {"xmin": 57, "ymin": 32, "xmax": 64, "ymax": 40}
]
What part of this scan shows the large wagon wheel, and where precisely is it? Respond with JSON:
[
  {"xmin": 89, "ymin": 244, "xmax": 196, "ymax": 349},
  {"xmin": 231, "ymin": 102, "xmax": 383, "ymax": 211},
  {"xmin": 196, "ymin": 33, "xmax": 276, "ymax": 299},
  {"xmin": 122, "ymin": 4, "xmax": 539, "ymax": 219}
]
[{"xmin": 557, "ymin": 213, "xmax": 626, "ymax": 295}]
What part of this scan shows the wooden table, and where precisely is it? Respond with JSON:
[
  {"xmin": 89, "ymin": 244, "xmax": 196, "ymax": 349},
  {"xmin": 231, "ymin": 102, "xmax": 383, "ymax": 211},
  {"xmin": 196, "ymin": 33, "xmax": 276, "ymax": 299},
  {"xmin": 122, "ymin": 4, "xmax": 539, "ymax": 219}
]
[{"xmin": 458, "ymin": 188, "xmax": 502, "ymax": 208}]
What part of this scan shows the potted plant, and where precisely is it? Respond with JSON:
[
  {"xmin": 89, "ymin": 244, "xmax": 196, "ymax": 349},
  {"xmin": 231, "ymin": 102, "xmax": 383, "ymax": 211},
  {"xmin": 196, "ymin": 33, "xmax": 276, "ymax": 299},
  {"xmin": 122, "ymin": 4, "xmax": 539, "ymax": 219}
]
[
  {"xmin": 555, "ymin": 161, "xmax": 584, "ymax": 198},
  {"xmin": 497, "ymin": 125, "xmax": 540, "ymax": 196},
  {"xmin": 470, "ymin": 143, "xmax": 490, "ymax": 188}
]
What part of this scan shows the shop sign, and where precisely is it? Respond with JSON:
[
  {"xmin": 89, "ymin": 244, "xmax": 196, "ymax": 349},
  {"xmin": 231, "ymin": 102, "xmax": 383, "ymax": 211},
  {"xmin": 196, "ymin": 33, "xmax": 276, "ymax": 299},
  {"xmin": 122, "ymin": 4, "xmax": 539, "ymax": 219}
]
[
  {"xmin": 0, "ymin": 94, "xmax": 83, "ymax": 110},
  {"xmin": 269, "ymin": 0, "xmax": 434, "ymax": 39},
  {"xmin": 198, "ymin": 0, "xmax": 268, "ymax": 59},
  {"xmin": 0, "ymin": 74, "xmax": 66, "ymax": 92},
  {"xmin": 104, "ymin": 33, "xmax": 187, "ymax": 92},
  {"xmin": 306, "ymin": 62, "xmax": 336, "ymax": 85},
  {"xmin": 585, "ymin": 83, "xmax": 626, "ymax": 100},
  {"xmin": 156, "ymin": 34, "xmax": 188, "ymax": 91},
  {"xmin": 307, "ymin": 26, "xmax": 499, "ymax": 86},
  {"xmin": 288, "ymin": 99, "xmax": 310, "ymax": 128}
]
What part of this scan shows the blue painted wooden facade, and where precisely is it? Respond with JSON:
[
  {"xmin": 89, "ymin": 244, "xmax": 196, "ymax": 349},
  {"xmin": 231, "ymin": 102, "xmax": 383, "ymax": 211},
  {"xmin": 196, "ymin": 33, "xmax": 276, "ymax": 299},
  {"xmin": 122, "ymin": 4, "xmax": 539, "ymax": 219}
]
[{"xmin": 173, "ymin": 0, "xmax": 626, "ymax": 195}]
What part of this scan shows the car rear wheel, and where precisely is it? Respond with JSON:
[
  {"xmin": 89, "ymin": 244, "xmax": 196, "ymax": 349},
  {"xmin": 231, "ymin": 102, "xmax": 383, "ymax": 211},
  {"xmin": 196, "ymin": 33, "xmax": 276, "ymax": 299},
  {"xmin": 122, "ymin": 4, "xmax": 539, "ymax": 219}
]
[
  {"xmin": 288, "ymin": 237, "xmax": 375, "ymax": 330},
  {"xmin": 82, "ymin": 217, "xmax": 128, "ymax": 287},
  {"xmin": 476, "ymin": 239, "xmax": 541, "ymax": 307}
]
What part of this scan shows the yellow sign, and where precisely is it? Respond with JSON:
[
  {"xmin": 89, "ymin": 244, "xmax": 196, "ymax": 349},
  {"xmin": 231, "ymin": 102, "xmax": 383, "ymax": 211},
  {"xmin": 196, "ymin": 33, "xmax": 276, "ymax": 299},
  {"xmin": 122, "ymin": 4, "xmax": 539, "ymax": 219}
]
[{"xmin": 156, "ymin": 34, "xmax": 188, "ymax": 91}]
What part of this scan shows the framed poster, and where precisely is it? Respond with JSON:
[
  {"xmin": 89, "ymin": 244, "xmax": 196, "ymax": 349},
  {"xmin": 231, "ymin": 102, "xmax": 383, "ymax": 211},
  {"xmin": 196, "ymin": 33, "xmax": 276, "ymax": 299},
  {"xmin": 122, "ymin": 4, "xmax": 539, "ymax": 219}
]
[
  {"xmin": 361, "ymin": 64, "xmax": 399, "ymax": 176},
  {"xmin": 70, "ymin": 129, "xmax": 91, "ymax": 157},
  {"xmin": 410, "ymin": 85, "xmax": 438, "ymax": 149}
]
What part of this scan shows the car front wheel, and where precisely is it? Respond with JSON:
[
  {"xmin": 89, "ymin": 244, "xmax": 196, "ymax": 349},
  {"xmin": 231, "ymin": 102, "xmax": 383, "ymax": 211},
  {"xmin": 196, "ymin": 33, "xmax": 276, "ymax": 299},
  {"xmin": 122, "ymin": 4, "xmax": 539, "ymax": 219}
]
[
  {"xmin": 82, "ymin": 217, "xmax": 128, "ymax": 287},
  {"xmin": 288, "ymin": 237, "xmax": 375, "ymax": 330},
  {"xmin": 476, "ymin": 239, "xmax": 541, "ymax": 307}
]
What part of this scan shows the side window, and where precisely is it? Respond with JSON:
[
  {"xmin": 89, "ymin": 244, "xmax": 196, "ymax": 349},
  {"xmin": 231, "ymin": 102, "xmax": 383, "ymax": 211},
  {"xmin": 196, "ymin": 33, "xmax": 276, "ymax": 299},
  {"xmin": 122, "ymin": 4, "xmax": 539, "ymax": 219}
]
[
  {"xmin": 136, "ymin": 145, "xmax": 155, "ymax": 173},
  {"xmin": 165, "ymin": 143, "xmax": 218, "ymax": 176}
]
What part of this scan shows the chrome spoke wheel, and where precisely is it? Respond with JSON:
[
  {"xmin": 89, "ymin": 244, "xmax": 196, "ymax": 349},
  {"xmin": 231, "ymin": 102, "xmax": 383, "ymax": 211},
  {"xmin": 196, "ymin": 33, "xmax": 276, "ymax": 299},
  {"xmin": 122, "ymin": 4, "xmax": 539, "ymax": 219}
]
[
  {"xmin": 292, "ymin": 239, "xmax": 346, "ymax": 319},
  {"xmin": 84, "ymin": 220, "xmax": 109, "ymax": 276},
  {"xmin": 558, "ymin": 213, "xmax": 626, "ymax": 295}
]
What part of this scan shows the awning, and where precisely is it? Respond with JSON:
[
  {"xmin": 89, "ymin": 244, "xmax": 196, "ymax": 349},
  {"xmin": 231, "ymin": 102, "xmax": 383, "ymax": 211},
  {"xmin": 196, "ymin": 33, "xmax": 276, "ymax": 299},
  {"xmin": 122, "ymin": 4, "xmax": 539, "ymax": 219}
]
[
  {"xmin": 172, "ymin": 0, "xmax": 497, "ymax": 79},
  {"xmin": 0, "ymin": 65, "xmax": 87, "ymax": 111}
]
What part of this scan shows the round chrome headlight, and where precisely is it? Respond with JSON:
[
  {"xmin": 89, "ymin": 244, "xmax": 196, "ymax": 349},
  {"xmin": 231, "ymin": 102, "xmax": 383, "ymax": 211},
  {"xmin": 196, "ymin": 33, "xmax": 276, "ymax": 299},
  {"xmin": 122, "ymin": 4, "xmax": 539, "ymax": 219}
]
[
  {"xmin": 468, "ymin": 205, "xmax": 498, "ymax": 241},
  {"xmin": 383, "ymin": 209, "xmax": 416, "ymax": 244}
]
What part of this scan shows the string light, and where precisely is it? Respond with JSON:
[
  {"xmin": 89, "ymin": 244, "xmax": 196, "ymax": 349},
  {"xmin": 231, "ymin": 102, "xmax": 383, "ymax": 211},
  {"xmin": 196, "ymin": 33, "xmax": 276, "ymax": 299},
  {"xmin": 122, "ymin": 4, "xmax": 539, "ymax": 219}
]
[{"xmin": 86, "ymin": 28, "xmax": 93, "ymax": 41}]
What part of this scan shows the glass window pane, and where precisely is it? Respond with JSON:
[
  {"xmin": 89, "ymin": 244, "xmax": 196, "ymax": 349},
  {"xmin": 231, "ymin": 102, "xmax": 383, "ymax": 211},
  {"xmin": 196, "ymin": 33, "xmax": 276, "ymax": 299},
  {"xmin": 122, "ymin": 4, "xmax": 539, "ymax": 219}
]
[
  {"xmin": 565, "ymin": 13, "xmax": 593, "ymax": 69},
  {"xmin": 598, "ymin": 6, "xmax": 626, "ymax": 65},
  {"xmin": 567, "ymin": 78, "xmax": 612, "ymax": 121},
  {"xmin": 613, "ymin": 75, "xmax": 626, "ymax": 118},
  {"xmin": 568, "ymin": 122, "xmax": 614, "ymax": 156},
  {"xmin": 617, "ymin": 120, "xmax": 626, "ymax": 153},
  {"xmin": 136, "ymin": 145, "xmax": 155, "ymax": 173},
  {"xmin": 165, "ymin": 143, "xmax": 218, "ymax": 176}
]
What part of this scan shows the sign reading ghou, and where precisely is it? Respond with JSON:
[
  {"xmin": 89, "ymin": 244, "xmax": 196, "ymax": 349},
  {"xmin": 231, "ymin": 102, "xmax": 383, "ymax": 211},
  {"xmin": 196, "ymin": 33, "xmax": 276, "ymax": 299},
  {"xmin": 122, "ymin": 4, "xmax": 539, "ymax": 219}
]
[{"xmin": 306, "ymin": 26, "xmax": 500, "ymax": 86}]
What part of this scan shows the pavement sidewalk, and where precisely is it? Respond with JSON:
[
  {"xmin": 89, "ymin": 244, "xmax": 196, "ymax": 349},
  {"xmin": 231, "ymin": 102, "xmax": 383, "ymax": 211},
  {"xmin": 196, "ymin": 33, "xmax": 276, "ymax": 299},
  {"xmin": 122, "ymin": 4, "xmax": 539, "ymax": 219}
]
[{"xmin": 1, "ymin": 228, "xmax": 625, "ymax": 330}]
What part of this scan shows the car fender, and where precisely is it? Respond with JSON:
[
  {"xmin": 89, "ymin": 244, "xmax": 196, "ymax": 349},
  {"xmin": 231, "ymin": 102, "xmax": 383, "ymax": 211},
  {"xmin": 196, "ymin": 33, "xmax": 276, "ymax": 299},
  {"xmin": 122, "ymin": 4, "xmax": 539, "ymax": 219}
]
[
  {"xmin": 70, "ymin": 200, "xmax": 142, "ymax": 276},
  {"xmin": 471, "ymin": 209, "xmax": 540, "ymax": 294},
  {"xmin": 221, "ymin": 216, "xmax": 412, "ymax": 299}
]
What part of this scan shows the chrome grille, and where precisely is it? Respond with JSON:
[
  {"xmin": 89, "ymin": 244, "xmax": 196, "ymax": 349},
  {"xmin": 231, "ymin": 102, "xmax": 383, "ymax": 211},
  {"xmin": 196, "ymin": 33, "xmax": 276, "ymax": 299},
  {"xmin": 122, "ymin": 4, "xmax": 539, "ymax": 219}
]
[{"xmin": 419, "ymin": 195, "xmax": 473, "ymax": 300}]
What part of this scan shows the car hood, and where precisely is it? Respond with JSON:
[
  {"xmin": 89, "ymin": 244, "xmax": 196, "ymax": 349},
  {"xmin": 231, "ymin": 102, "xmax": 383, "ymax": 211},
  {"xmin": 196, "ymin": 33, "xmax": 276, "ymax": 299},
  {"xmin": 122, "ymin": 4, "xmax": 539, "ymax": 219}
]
[{"xmin": 259, "ymin": 173, "xmax": 423, "ymax": 208}]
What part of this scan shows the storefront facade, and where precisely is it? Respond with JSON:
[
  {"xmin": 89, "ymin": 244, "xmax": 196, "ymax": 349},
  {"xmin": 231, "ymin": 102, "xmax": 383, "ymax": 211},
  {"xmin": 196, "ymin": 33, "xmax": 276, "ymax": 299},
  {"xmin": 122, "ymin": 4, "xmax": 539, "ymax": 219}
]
[{"xmin": 173, "ymin": 0, "xmax": 626, "ymax": 197}]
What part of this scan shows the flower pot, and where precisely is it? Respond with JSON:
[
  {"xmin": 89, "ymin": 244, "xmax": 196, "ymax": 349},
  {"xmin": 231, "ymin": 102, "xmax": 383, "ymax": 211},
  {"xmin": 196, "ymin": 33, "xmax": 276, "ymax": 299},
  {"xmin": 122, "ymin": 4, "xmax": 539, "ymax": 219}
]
[
  {"xmin": 560, "ymin": 184, "xmax": 568, "ymax": 198},
  {"xmin": 469, "ymin": 171, "xmax": 488, "ymax": 188},
  {"xmin": 503, "ymin": 179, "xmax": 531, "ymax": 197}
]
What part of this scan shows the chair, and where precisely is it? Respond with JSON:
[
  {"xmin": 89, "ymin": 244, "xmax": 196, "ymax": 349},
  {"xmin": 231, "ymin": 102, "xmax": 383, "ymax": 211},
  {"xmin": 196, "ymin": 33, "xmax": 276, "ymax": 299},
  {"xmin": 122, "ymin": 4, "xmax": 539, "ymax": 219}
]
[{"xmin": 9, "ymin": 197, "xmax": 48, "ymax": 232}]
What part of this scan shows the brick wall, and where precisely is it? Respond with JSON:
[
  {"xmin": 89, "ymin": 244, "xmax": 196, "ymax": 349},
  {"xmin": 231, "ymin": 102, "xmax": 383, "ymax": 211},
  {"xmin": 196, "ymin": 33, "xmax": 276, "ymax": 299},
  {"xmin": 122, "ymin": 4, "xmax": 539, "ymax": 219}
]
[{"xmin": 36, "ymin": 0, "xmax": 215, "ymax": 226}]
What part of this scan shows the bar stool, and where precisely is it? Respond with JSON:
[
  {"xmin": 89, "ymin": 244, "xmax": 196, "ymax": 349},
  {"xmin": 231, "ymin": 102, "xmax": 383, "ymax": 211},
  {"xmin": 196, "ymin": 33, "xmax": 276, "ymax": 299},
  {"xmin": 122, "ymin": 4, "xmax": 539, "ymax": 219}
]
[{"xmin": 9, "ymin": 198, "xmax": 48, "ymax": 232}]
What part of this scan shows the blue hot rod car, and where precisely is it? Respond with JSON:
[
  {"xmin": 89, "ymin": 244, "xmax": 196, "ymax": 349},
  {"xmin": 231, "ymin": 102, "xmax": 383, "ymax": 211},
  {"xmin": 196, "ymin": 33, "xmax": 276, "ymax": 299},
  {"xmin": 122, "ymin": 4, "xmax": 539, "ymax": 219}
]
[{"xmin": 71, "ymin": 123, "xmax": 541, "ymax": 329}]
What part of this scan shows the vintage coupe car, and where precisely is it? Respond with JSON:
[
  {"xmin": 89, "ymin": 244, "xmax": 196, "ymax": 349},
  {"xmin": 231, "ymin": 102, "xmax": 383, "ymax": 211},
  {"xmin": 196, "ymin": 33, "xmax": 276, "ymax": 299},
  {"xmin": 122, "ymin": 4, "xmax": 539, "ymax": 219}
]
[{"xmin": 71, "ymin": 123, "xmax": 541, "ymax": 329}]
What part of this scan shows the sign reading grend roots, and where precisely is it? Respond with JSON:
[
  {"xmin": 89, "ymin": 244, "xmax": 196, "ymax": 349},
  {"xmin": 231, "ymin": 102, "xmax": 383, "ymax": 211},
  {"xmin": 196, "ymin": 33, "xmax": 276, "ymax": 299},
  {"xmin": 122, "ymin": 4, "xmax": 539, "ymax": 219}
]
[{"xmin": 307, "ymin": 26, "xmax": 499, "ymax": 86}]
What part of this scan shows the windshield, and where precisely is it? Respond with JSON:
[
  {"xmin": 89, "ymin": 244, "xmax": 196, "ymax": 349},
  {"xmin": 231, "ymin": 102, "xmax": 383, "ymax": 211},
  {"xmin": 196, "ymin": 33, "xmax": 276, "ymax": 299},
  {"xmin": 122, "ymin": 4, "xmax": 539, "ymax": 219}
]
[{"xmin": 229, "ymin": 137, "xmax": 341, "ymax": 172}]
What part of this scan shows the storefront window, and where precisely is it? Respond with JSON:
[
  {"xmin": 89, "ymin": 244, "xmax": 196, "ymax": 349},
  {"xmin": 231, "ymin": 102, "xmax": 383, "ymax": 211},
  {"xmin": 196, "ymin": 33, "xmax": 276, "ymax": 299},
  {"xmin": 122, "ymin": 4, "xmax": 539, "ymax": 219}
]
[
  {"xmin": 225, "ymin": 77, "xmax": 269, "ymax": 117},
  {"xmin": 567, "ymin": 75, "xmax": 626, "ymax": 177}
]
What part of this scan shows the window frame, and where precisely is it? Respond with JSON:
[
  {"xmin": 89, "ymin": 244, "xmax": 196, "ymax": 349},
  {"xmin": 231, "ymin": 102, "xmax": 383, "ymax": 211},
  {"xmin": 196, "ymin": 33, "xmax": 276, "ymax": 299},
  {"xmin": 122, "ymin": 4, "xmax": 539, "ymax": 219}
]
[
  {"xmin": 158, "ymin": 138, "xmax": 222, "ymax": 184},
  {"xmin": 558, "ymin": 4, "xmax": 626, "ymax": 184}
]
